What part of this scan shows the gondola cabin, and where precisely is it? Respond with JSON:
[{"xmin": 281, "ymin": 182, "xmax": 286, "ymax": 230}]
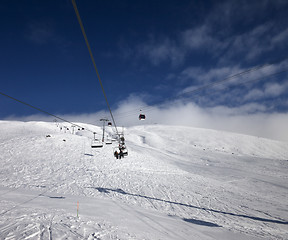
[{"xmin": 139, "ymin": 114, "xmax": 146, "ymax": 120}]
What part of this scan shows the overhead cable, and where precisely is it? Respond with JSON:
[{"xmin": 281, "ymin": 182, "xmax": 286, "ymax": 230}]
[
  {"xmin": 71, "ymin": 0, "xmax": 119, "ymax": 136},
  {"xmin": 112, "ymin": 64, "xmax": 288, "ymax": 120},
  {"xmin": 0, "ymin": 91, "xmax": 93, "ymax": 133}
]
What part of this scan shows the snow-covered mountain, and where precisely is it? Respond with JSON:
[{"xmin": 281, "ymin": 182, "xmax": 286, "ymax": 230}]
[{"xmin": 0, "ymin": 120, "xmax": 287, "ymax": 239}]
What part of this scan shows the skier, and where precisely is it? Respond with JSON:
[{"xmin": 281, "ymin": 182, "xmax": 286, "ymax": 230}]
[
  {"xmin": 114, "ymin": 150, "xmax": 119, "ymax": 159},
  {"xmin": 119, "ymin": 149, "xmax": 124, "ymax": 159}
]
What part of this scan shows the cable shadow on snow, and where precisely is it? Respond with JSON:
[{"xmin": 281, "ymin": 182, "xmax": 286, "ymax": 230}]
[
  {"xmin": 92, "ymin": 187, "xmax": 288, "ymax": 225},
  {"xmin": 39, "ymin": 194, "xmax": 66, "ymax": 199},
  {"xmin": 84, "ymin": 153, "xmax": 94, "ymax": 157},
  {"xmin": 182, "ymin": 218, "xmax": 221, "ymax": 227}
]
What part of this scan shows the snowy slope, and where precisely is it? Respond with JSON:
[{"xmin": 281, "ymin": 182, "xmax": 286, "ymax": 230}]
[{"xmin": 0, "ymin": 120, "xmax": 287, "ymax": 239}]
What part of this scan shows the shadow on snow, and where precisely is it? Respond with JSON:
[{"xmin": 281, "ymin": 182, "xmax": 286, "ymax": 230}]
[
  {"xmin": 183, "ymin": 218, "xmax": 221, "ymax": 227},
  {"xmin": 91, "ymin": 187, "xmax": 288, "ymax": 225}
]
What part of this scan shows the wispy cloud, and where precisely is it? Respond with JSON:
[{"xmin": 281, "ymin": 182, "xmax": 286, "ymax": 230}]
[
  {"xmin": 223, "ymin": 23, "xmax": 275, "ymax": 62},
  {"xmin": 24, "ymin": 21, "xmax": 70, "ymax": 49},
  {"xmin": 179, "ymin": 66, "xmax": 242, "ymax": 85},
  {"xmin": 177, "ymin": 58, "xmax": 288, "ymax": 110},
  {"xmin": 181, "ymin": 26, "xmax": 219, "ymax": 50},
  {"xmin": 25, "ymin": 22, "xmax": 55, "ymax": 45},
  {"xmin": 128, "ymin": 0, "xmax": 288, "ymax": 68},
  {"xmin": 272, "ymin": 28, "xmax": 288, "ymax": 45},
  {"xmin": 136, "ymin": 37, "xmax": 185, "ymax": 66},
  {"xmin": 244, "ymin": 81, "xmax": 288, "ymax": 102}
]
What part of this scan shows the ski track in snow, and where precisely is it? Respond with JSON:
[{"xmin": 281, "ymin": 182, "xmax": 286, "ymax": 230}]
[{"xmin": 0, "ymin": 120, "xmax": 287, "ymax": 239}]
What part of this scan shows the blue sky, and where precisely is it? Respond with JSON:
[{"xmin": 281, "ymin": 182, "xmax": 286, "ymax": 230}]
[{"xmin": 1, "ymin": 0, "xmax": 288, "ymax": 140}]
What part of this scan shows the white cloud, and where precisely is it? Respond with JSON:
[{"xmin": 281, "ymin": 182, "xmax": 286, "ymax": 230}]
[
  {"xmin": 142, "ymin": 100, "xmax": 288, "ymax": 142},
  {"xmin": 178, "ymin": 60, "xmax": 288, "ymax": 106},
  {"xmin": 137, "ymin": 37, "xmax": 185, "ymax": 66},
  {"xmin": 264, "ymin": 82, "xmax": 286, "ymax": 96},
  {"xmin": 182, "ymin": 26, "xmax": 214, "ymax": 49},
  {"xmin": 127, "ymin": 0, "xmax": 288, "ymax": 68},
  {"xmin": 180, "ymin": 66, "xmax": 241, "ymax": 84},
  {"xmin": 244, "ymin": 81, "xmax": 288, "ymax": 101},
  {"xmin": 231, "ymin": 23, "xmax": 274, "ymax": 61},
  {"xmin": 178, "ymin": 3, "xmax": 287, "ymax": 63},
  {"xmin": 243, "ymin": 89, "xmax": 264, "ymax": 101},
  {"xmin": 5, "ymin": 96, "xmax": 288, "ymax": 142},
  {"xmin": 272, "ymin": 27, "xmax": 288, "ymax": 44}
]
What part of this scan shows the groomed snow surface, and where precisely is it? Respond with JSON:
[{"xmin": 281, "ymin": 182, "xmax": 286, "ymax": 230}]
[{"xmin": 0, "ymin": 120, "xmax": 287, "ymax": 239}]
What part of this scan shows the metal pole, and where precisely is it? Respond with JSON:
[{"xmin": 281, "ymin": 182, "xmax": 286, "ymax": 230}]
[
  {"xmin": 102, "ymin": 120, "xmax": 105, "ymax": 142},
  {"xmin": 71, "ymin": 125, "xmax": 75, "ymax": 134},
  {"xmin": 100, "ymin": 118, "xmax": 108, "ymax": 142}
]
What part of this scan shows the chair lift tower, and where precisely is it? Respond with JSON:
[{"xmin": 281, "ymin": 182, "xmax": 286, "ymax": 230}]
[{"xmin": 100, "ymin": 118, "xmax": 109, "ymax": 142}]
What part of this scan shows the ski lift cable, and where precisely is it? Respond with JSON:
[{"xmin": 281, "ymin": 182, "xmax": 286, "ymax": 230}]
[
  {"xmin": 106, "ymin": 67, "xmax": 288, "ymax": 121},
  {"xmin": 176, "ymin": 68, "xmax": 288, "ymax": 106},
  {"xmin": 111, "ymin": 64, "xmax": 288, "ymax": 120},
  {"xmin": 178, "ymin": 64, "xmax": 288, "ymax": 98},
  {"xmin": 71, "ymin": 0, "xmax": 119, "ymax": 137},
  {"xmin": 89, "ymin": 64, "xmax": 288, "ymax": 122},
  {"xmin": 109, "ymin": 65, "xmax": 273, "ymax": 119},
  {"xmin": 0, "ymin": 91, "xmax": 93, "ymax": 133}
]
